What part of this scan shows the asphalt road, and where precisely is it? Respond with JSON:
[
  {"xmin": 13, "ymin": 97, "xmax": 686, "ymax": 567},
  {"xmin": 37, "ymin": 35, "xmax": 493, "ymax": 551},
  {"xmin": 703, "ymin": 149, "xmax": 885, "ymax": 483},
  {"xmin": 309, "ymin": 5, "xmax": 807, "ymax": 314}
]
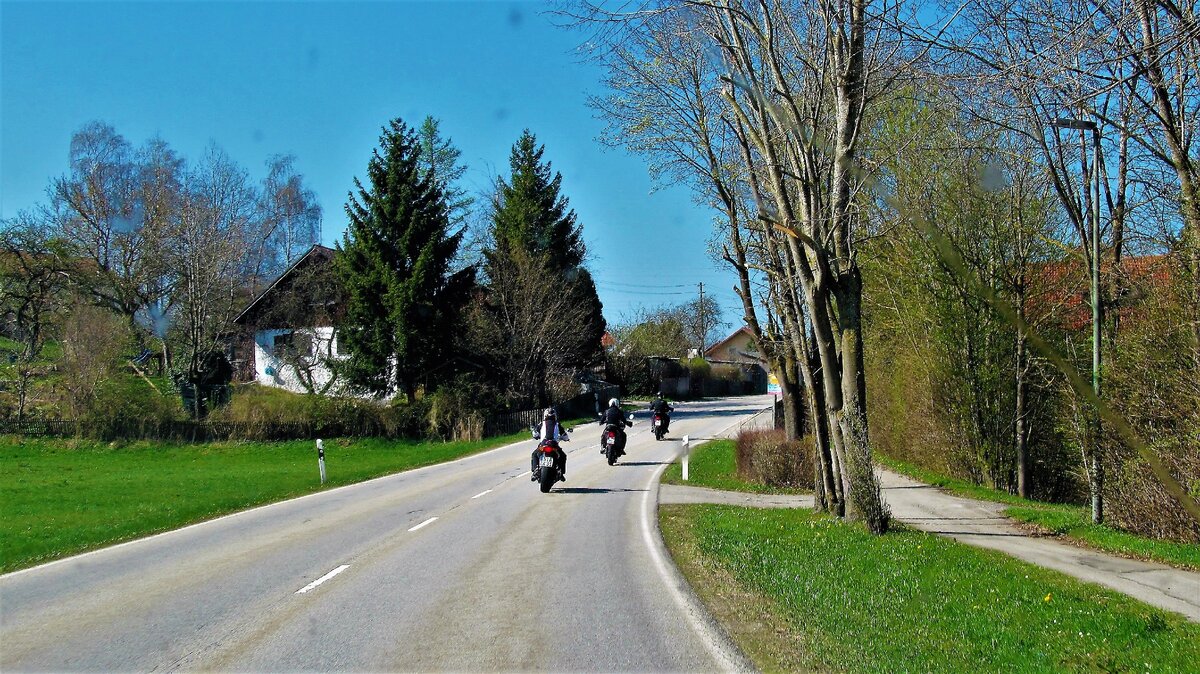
[{"xmin": 0, "ymin": 396, "xmax": 768, "ymax": 673}]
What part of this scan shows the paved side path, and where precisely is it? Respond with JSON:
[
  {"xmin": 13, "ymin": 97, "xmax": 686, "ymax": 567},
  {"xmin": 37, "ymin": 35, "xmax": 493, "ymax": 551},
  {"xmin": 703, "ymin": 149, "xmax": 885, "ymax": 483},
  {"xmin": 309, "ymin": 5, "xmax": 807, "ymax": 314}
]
[{"xmin": 658, "ymin": 470, "xmax": 1200, "ymax": 622}]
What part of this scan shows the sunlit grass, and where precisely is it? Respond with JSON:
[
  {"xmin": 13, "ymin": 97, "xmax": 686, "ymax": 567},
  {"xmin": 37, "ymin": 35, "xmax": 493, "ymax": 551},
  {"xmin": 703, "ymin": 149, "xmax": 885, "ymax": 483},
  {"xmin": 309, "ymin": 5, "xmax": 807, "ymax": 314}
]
[
  {"xmin": 0, "ymin": 431, "xmax": 528, "ymax": 573},
  {"xmin": 662, "ymin": 504, "xmax": 1200, "ymax": 673}
]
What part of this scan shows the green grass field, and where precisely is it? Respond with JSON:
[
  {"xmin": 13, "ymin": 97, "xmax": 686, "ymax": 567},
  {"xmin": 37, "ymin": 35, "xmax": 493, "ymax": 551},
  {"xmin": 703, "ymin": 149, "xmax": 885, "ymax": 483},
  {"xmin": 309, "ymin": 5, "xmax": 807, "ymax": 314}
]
[
  {"xmin": 878, "ymin": 455, "xmax": 1200, "ymax": 570},
  {"xmin": 661, "ymin": 504, "xmax": 1200, "ymax": 673},
  {"xmin": 660, "ymin": 439, "xmax": 804, "ymax": 494},
  {"xmin": 0, "ymin": 431, "xmax": 531, "ymax": 573}
]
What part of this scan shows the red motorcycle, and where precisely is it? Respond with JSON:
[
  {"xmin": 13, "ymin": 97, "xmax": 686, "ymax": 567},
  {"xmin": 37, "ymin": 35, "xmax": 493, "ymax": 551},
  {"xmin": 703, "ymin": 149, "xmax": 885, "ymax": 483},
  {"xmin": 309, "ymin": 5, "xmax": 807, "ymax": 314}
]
[{"xmin": 534, "ymin": 441, "xmax": 563, "ymax": 492}]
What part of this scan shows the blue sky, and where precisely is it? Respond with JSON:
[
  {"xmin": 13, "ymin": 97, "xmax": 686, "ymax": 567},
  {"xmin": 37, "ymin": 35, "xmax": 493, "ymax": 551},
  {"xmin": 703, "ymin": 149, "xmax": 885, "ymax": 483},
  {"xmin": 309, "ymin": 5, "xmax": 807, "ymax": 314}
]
[{"xmin": 0, "ymin": 0, "xmax": 744, "ymax": 328}]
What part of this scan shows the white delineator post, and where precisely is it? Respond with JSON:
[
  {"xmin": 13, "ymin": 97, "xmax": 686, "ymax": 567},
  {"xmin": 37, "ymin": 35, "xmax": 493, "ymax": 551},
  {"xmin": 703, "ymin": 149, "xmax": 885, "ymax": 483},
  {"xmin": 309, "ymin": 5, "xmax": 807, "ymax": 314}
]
[
  {"xmin": 682, "ymin": 435, "xmax": 690, "ymax": 481},
  {"xmin": 317, "ymin": 439, "xmax": 327, "ymax": 485}
]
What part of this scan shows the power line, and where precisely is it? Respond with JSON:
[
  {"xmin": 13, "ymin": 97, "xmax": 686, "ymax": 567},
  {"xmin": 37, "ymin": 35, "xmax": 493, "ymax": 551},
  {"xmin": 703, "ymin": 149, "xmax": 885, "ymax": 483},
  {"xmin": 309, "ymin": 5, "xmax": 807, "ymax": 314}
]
[{"xmin": 597, "ymin": 280, "xmax": 691, "ymax": 289}]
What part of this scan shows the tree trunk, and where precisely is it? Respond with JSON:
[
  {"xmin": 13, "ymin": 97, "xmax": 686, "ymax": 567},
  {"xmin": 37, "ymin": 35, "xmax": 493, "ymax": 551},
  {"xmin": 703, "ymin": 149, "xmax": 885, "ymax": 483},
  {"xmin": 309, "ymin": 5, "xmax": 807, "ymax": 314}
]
[
  {"xmin": 804, "ymin": 335, "xmax": 839, "ymax": 512},
  {"xmin": 1015, "ymin": 313, "xmax": 1030, "ymax": 499},
  {"xmin": 779, "ymin": 368, "xmax": 802, "ymax": 440},
  {"xmin": 835, "ymin": 267, "xmax": 888, "ymax": 533}
]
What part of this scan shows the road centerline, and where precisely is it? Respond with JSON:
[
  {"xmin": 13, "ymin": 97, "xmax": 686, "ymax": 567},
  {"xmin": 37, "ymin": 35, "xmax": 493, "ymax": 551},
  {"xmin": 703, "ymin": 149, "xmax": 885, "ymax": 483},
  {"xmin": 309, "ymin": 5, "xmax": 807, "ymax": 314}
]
[
  {"xmin": 295, "ymin": 564, "xmax": 349, "ymax": 595},
  {"xmin": 408, "ymin": 517, "xmax": 438, "ymax": 532}
]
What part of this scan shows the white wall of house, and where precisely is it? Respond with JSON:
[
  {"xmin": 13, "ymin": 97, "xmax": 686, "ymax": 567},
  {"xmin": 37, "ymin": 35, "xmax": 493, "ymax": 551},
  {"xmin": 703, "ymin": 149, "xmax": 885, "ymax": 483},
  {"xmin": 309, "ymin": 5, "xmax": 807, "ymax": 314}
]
[{"xmin": 253, "ymin": 327, "xmax": 343, "ymax": 394}]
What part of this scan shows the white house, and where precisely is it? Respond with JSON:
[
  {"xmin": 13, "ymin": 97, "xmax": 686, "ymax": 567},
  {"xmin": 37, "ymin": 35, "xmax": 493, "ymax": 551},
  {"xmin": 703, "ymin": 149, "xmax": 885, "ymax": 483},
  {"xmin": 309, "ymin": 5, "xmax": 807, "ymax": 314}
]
[{"xmin": 232, "ymin": 245, "xmax": 346, "ymax": 394}]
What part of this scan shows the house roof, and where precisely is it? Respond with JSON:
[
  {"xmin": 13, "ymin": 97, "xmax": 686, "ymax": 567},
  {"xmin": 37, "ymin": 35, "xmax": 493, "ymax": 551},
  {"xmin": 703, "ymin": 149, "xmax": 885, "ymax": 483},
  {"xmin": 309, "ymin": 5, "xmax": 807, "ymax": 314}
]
[
  {"xmin": 1030, "ymin": 253, "xmax": 1176, "ymax": 331},
  {"xmin": 704, "ymin": 326, "xmax": 756, "ymax": 359},
  {"xmin": 233, "ymin": 244, "xmax": 336, "ymax": 325}
]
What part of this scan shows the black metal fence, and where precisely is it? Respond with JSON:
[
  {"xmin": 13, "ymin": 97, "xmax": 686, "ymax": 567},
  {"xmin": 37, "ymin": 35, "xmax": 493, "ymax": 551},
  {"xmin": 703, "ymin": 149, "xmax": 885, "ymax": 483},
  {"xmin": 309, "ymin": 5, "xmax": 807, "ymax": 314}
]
[{"xmin": 480, "ymin": 385, "xmax": 619, "ymax": 437}]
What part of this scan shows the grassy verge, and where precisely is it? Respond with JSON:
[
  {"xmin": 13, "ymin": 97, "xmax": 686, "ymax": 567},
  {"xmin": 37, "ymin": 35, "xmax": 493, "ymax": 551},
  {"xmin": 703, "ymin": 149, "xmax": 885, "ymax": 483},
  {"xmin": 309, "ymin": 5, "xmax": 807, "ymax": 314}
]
[
  {"xmin": 660, "ymin": 439, "xmax": 803, "ymax": 494},
  {"xmin": 877, "ymin": 455, "xmax": 1200, "ymax": 571},
  {"xmin": 661, "ymin": 504, "xmax": 1200, "ymax": 673},
  {"xmin": 0, "ymin": 430, "xmax": 530, "ymax": 573}
]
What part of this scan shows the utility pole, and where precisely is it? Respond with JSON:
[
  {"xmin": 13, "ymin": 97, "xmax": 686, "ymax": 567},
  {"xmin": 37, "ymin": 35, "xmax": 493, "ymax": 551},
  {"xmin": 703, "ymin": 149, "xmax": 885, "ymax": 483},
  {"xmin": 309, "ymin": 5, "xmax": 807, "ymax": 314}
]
[
  {"xmin": 698, "ymin": 282, "xmax": 706, "ymax": 355},
  {"xmin": 1051, "ymin": 115, "xmax": 1104, "ymax": 524}
]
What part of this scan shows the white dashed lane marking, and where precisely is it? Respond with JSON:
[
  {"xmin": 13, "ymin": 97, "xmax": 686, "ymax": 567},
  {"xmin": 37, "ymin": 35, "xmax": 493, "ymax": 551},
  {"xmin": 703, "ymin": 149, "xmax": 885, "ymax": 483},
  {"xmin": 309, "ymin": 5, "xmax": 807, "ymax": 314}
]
[
  {"xmin": 296, "ymin": 565, "xmax": 349, "ymax": 594},
  {"xmin": 408, "ymin": 517, "xmax": 438, "ymax": 532}
]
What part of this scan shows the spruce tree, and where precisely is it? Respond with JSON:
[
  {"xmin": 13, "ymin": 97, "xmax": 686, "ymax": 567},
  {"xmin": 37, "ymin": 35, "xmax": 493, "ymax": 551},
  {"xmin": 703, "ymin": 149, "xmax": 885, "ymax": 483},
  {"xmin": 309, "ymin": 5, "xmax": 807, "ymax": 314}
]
[
  {"xmin": 415, "ymin": 116, "xmax": 474, "ymax": 228},
  {"xmin": 474, "ymin": 130, "xmax": 605, "ymax": 405},
  {"xmin": 337, "ymin": 118, "xmax": 474, "ymax": 400},
  {"xmin": 489, "ymin": 130, "xmax": 586, "ymax": 272}
]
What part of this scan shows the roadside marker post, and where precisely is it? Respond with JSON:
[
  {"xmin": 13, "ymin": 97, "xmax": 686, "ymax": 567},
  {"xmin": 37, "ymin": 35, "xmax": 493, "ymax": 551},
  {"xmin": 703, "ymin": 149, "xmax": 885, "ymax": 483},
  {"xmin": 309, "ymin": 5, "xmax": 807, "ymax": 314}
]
[
  {"xmin": 317, "ymin": 439, "xmax": 326, "ymax": 485},
  {"xmin": 682, "ymin": 435, "xmax": 690, "ymax": 481}
]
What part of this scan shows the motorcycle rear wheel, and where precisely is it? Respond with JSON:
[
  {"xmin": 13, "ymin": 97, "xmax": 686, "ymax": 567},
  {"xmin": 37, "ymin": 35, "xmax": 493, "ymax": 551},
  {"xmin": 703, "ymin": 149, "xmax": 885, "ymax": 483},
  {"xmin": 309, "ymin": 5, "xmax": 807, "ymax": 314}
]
[{"xmin": 539, "ymin": 467, "xmax": 556, "ymax": 493}]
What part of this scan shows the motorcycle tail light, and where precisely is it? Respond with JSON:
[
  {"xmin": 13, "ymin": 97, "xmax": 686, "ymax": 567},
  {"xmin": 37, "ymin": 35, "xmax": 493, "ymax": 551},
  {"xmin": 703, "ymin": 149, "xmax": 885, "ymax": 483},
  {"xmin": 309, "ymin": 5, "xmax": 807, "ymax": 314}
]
[{"xmin": 542, "ymin": 445, "xmax": 556, "ymax": 453}]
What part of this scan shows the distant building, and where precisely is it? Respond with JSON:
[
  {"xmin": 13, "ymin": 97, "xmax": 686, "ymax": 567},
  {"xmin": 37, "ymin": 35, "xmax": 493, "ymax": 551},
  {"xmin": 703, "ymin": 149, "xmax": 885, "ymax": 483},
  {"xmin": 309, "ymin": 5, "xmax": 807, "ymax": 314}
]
[
  {"xmin": 1031, "ymin": 253, "xmax": 1176, "ymax": 331},
  {"xmin": 704, "ymin": 326, "xmax": 764, "ymax": 365},
  {"xmin": 232, "ymin": 245, "xmax": 344, "ymax": 393},
  {"xmin": 697, "ymin": 326, "xmax": 768, "ymax": 395}
]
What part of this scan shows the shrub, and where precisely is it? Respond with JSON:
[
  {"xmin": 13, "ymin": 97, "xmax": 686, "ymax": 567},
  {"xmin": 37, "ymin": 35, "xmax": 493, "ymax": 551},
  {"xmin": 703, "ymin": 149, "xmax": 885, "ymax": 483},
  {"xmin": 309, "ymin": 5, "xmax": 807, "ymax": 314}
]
[
  {"xmin": 84, "ymin": 377, "xmax": 187, "ymax": 438},
  {"xmin": 711, "ymin": 364, "xmax": 743, "ymax": 382},
  {"xmin": 734, "ymin": 429, "xmax": 814, "ymax": 489},
  {"xmin": 683, "ymin": 356, "xmax": 711, "ymax": 379},
  {"xmin": 425, "ymin": 375, "xmax": 502, "ymax": 441},
  {"xmin": 209, "ymin": 384, "xmax": 401, "ymax": 439},
  {"xmin": 58, "ymin": 305, "xmax": 133, "ymax": 418}
]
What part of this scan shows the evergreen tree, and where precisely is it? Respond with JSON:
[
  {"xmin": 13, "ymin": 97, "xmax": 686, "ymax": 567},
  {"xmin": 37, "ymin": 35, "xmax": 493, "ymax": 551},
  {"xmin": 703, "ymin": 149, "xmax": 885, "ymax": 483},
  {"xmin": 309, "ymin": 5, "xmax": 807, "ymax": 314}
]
[
  {"xmin": 337, "ymin": 118, "xmax": 474, "ymax": 400},
  {"xmin": 471, "ymin": 130, "xmax": 605, "ymax": 405},
  {"xmin": 488, "ymin": 130, "xmax": 586, "ymax": 273},
  {"xmin": 415, "ymin": 116, "xmax": 474, "ymax": 228}
]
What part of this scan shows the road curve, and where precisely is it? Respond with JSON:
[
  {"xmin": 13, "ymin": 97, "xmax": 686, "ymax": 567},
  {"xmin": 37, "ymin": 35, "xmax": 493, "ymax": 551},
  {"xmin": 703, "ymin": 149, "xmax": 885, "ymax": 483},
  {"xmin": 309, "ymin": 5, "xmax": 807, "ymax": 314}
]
[{"xmin": 1, "ymin": 396, "xmax": 769, "ymax": 672}]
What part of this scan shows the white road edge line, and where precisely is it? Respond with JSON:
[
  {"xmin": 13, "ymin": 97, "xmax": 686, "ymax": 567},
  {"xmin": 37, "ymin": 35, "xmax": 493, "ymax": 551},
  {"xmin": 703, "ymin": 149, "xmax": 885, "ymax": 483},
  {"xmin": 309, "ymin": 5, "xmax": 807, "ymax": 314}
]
[
  {"xmin": 408, "ymin": 517, "xmax": 438, "ymax": 532},
  {"xmin": 295, "ymin": 564, "xmax": 349, "ymax": 594},
  {"xmin": 470, "ymin": 489, "xmax": 493, "ymax": 499},
  {"xmin": 640, "ymin": 409, "xmax": 763, "ymax": 673}
]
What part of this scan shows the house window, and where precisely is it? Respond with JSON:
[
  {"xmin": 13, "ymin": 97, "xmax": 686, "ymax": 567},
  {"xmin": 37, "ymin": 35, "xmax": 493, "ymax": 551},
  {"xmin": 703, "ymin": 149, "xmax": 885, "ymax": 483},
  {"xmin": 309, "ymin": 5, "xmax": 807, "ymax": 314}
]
[{"xmin": 273, "ymin": 331, "xmax": 313, "ymax": 355}]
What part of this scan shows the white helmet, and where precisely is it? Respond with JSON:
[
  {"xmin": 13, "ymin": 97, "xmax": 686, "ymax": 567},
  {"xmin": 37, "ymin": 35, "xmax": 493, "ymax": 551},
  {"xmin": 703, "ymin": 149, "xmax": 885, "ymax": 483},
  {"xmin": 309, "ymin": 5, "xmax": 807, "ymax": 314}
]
[
  {"xmin": 544, "ymin": 407, "xmax": 556, "ymax": 419},
  {"xmin": 609, "ymin": 398, "xmax": 620, "ymax": 408}
]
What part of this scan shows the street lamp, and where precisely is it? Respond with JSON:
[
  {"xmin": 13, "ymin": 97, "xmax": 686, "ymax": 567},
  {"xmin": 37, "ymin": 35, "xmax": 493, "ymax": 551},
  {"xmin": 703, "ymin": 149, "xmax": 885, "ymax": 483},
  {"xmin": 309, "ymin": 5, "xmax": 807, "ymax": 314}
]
[{"xmin": 1050, "ymin": 115, "xmax": 1103, "ymax": 522}]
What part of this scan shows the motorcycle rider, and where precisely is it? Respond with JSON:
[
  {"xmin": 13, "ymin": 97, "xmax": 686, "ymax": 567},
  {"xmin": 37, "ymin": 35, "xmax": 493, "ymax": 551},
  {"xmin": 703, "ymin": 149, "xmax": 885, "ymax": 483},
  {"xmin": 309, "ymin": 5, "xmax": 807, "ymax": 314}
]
[
  {"xmin": 531, "ymin": 407, "xmax": 569, "ymax": 481},
  {"xmin": 599, "ymin": 397, "xmax": 632, "ymax": 455},
  {"xmin": 649, "ymin": 392, "xmax": 674, "ymax": 434}
]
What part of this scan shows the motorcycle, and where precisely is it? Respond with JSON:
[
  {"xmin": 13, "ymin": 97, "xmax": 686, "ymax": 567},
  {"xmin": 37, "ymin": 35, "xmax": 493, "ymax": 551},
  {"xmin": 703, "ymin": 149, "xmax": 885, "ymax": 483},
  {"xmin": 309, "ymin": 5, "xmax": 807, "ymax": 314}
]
[
  {"xmin": 530, "ymin": 426, "xmax": 570, "ymax": 493},
  {"xmin": 652, "ymin": 413, "xmax": 666, "ymax": 441},
  {"xmin": 599, "ymin": 413, "xmax": 633, "ymax": 465}
]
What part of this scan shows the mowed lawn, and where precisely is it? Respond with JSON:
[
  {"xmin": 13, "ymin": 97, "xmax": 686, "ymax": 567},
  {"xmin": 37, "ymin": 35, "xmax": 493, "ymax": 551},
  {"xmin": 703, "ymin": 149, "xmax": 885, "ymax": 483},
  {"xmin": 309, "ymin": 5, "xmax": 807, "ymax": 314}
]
[
  {"xmin": 0, "ymin": 433, "xmax": 525, "ymax": 573},
  {"xmin": 662, "ymin": 504, "xmax": 1200, "ymax": 673}
]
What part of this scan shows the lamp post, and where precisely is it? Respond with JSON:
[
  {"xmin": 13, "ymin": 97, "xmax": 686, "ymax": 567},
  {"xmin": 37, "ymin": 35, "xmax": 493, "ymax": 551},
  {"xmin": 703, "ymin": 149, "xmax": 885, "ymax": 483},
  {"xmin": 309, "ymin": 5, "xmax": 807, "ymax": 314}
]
[{"xmin": 1050, "ymin": 116, "xmax": 1103, "ymax": 523}]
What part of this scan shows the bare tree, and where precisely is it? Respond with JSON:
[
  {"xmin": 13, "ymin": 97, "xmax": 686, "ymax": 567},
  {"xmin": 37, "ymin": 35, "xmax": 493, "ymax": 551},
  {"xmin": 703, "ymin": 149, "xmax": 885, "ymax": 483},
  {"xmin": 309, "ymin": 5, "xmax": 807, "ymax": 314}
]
[
  {"xmin": 256, "ymin": 257, "xmax": 345, "ymax": 395},
  {"xmin": 252, "ymin": 154, "xmax": 322, "ymax": 286},
  {"xmin": 165, "ymin": 146, "xmax": 257, "ymax": 414},
  {"xmin": 574, "ymin": 0, "xmax": 932, "ymax": 529},
  {"xmin": 51, "ymin": 122, "xmax": 178, "ymax": 341},
  {"xmin": 0, "ymin": 218, "xmax": 71, "ymax": 421},
  {"xmin": 468, "ymin": 248, "xmax": 601, "ymax": 407}
]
